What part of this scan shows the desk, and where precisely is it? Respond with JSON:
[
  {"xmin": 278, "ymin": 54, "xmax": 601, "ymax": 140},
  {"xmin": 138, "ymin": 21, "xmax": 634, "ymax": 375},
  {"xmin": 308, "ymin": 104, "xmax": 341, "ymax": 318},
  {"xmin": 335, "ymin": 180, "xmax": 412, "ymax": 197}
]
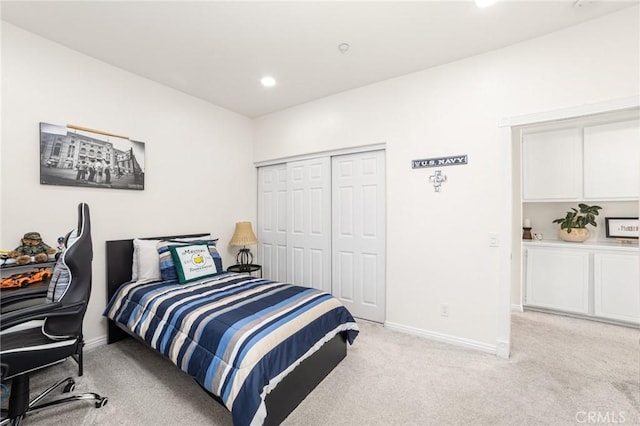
[
  {"xmin": 227, "ymin": 264, "xmax": 262, "ymax": 278},
  {"xmin": 0, "ymin": 279, "xmax": 49, "ymax": 313},
  {"xmin": 1, "ymin": 262, "xmax": 54, "ymax": 311},
  {"xmin": 1, "ymin": 261, "xmax": 56, "ymax": 277}
]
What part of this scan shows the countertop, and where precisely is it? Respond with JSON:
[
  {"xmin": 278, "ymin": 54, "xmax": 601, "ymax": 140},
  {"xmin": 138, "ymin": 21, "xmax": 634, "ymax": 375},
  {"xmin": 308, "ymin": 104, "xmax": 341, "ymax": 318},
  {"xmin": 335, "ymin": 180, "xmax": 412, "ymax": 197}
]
[{"xmin": 523, "ymin": 239, "xmax": 638, "ymax": 252}]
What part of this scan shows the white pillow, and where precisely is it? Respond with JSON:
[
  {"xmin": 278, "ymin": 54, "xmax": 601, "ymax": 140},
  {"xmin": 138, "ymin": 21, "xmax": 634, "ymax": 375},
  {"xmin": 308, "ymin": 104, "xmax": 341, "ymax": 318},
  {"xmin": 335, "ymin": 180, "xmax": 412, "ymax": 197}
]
[
  {"xmin": 132, "ymin": 235, "xmax": 211, "ymax": 282},
  {"xmin": 133, "ymin": 239, "xmax": 162, "ymax": 282}
]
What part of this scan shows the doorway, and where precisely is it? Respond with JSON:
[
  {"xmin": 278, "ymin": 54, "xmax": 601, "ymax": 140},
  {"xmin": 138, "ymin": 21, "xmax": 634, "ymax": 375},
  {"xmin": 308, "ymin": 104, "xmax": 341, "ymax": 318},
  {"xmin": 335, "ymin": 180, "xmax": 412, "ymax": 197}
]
[{"xmin": 503, "ymin": 97, "xmax": 640, "ymax": 359}]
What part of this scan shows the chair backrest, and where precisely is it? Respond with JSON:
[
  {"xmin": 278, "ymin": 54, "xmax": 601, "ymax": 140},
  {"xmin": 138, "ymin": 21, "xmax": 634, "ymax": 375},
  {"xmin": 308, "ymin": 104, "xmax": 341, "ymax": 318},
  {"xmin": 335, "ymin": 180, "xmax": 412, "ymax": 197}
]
[{"xmin": 43, "ymin": 203, "xmax": 92, "ymax": 338}]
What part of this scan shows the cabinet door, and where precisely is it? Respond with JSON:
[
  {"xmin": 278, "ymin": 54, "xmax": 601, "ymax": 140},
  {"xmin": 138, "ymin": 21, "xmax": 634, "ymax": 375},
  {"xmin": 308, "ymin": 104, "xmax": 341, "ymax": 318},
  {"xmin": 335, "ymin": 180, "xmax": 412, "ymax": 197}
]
[
  {"xmin": 525, "ymin": 248, "xmax": 589, "ymax": 314},
  {"xmin": 593, "ymin": 252, "xmax": 640, "ymax": 324},
  {"xmin": 522, "ymin": 128, "xmax": 582, "ymax": 200},
  {"xmin": 583, "ymin": 120, "xmax": 640, "ymax": 200}
]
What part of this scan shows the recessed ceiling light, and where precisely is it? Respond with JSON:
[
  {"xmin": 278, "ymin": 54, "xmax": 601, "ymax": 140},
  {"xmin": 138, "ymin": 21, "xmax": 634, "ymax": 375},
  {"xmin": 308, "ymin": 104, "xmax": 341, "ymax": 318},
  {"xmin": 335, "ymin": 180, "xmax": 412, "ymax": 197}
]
[
  {"xmin": 475, "ymin": 0, "xmax": 498, "ymax": 7},
  {"xmin": 260, "ymin": 76, "xmax": 277, "ymax": 87}
]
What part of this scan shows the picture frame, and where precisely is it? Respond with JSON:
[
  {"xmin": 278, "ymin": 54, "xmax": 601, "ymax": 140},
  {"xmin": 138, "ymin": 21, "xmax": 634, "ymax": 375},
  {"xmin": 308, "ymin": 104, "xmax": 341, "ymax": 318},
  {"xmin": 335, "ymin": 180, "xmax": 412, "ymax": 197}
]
[
  {"xmin": 39, "ymin": 122, "xmax": 145, "ymax": 190},
  {"xmin": 605, "ymin": 217, "xmax": 639, "ymax": 240}
]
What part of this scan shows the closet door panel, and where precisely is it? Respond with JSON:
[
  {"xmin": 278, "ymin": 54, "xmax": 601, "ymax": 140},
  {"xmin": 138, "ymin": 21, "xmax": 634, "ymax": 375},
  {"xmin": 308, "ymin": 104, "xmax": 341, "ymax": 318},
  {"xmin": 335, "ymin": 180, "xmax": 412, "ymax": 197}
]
[
  {"xmin": 362, "ymin": 253, "xmax": 378, "ymax": 306},
  {"xmin": 286, "ymin": 158, "xmax": 331, "ymax": 292},
  {"xmin": 292, "ymin": 246, "xmax": 305, "ymax": 284},
  {"xmin": 332, "ymin": 150, "xmax": 386, "ymax": 322},
  {"xmin": 257, "ymin": 164, "xmax": 288, "ymax": 282},
  {"xmin": 258, "ymin": 150, "xmax": 386, "ymax": 323},
  {"xmin": 337, "ymin": 252, "xmax": 355, "ymax": 301},
  {"xmin": 292, "ymin": 189, "xmax": 305, "ymax": 233}
]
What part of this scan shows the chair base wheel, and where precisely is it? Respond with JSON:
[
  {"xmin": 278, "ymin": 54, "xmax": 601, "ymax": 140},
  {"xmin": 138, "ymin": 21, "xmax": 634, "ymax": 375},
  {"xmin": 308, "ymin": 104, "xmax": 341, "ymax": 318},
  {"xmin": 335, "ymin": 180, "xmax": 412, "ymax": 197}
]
[
  {"xmin": 63, "ymin": 380, "xmax": 76, "ymax": 393},
  {"xmin": 95, "ymin": 397, "xmax": 108, "ymax": 408},
  {"xmin": 0, "ymin": 375, "xmax": 109, "ymax": 425}
]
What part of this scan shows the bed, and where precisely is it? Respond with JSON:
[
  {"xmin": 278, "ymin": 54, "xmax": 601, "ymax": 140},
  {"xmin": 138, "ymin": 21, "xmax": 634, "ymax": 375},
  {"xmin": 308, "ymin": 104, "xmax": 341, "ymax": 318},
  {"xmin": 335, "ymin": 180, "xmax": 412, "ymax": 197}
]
[{"xmin": 104, "ymin": 234, "xmax": 358, "ymax": 426}]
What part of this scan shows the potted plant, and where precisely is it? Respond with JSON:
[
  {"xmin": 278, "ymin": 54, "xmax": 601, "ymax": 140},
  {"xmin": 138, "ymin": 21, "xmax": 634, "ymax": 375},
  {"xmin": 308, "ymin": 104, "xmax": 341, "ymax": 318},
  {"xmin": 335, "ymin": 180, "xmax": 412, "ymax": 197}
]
[{"xmin": 552, "ymin": 203, "xmax": 602, "ymax": 242}]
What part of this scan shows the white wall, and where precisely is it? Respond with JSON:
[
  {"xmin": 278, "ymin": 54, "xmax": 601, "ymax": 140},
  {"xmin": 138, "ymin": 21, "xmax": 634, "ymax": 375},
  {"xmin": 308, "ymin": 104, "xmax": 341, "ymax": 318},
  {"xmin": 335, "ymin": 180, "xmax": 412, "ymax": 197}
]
[
  {"xmin": 1, "ymin": 23, "xmax": 257, "ymax": 344},
  {"xmin": 254, "ymin": 7, "xmax": 640, "ymax": 351}
]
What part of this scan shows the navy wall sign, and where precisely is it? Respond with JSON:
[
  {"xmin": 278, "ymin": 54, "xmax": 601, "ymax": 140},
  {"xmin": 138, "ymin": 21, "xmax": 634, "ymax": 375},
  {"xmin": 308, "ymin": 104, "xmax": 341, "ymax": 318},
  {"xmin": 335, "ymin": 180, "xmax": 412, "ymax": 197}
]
[{"xmin": 412, "ymin": 155, "xmax": 468, "ymax": 169}]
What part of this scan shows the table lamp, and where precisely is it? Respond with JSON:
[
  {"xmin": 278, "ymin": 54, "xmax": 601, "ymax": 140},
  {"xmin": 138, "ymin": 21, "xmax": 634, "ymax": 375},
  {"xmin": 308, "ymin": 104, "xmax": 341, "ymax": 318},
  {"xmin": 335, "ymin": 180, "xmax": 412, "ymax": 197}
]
[{"xmin": 230, "ymin": 221, "xmax": 258, "ymax": 266}]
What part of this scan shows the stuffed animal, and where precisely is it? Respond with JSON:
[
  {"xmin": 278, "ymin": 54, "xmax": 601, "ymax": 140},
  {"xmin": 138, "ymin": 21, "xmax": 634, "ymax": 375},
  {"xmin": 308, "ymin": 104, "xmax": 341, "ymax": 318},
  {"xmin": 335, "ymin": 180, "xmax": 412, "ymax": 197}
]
[{"xmin": 8, "ymin": 232, "xmax": 56, "ymax": 265}]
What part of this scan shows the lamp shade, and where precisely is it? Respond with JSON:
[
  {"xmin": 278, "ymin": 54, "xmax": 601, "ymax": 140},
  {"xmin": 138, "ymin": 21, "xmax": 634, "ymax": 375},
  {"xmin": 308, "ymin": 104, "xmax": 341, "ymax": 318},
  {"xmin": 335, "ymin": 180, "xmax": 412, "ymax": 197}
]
[{"xmin": 229, "ymin": 221, "xmax": 258, "ymax": 246}]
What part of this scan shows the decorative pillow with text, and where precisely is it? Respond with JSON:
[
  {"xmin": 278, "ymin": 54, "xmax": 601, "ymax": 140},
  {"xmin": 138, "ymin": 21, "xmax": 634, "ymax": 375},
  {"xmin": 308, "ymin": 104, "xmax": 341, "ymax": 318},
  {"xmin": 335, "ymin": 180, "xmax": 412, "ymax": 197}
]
[
  {"xmin": 156, "ymin": 239, "xmax": 221, "ymax": 282},
  {"xmin": 169, "ymin": 244, "xmax": 219, "ymax": 284}
]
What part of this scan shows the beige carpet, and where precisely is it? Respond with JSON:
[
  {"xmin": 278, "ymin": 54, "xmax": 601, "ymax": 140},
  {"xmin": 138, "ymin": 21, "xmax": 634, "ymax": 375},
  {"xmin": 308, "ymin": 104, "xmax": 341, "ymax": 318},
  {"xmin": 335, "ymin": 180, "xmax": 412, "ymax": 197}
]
[{"xmin": 4, "ymin": 311, "xmax": 639, "ymax": 425}]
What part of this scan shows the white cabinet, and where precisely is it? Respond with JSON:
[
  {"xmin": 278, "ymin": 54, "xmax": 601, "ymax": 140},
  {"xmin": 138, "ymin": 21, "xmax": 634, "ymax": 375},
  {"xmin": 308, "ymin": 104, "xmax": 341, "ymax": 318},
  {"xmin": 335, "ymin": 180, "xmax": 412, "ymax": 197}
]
[
  {"xmin": 593, "ymin": 252, "xmax": 640, "ymax": 323},
  {"xmin": 522, "ymin": 128, "xmax": 582, "ymax": 201},
  {"xmin": 522, "ymin": 118, "xmax": 639, "ymax": 201},
  {"xmin": 583, "ymin": 120, "xmax": 640, "ymax": 200},
  {"xmin": 524, "ymin": 241, "xmax": 640, "ymax": 325},
  {"xmin": 525, "ymin": 247, "xmax": 589, "ymax": 314}
]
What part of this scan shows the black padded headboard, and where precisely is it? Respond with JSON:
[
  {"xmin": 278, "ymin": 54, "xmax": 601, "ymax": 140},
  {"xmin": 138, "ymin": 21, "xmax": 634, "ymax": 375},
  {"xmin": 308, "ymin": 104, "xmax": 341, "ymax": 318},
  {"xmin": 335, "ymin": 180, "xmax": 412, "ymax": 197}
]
[{"xmin": 105, "ymin": 233, "xmax": 209, "ymax": 343}]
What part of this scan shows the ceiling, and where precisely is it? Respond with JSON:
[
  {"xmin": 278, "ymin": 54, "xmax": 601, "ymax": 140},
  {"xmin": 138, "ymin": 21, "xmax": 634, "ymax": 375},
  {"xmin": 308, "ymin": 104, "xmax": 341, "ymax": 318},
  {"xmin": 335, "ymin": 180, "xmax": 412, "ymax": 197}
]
[{"xmin": 1, "ymin": 1, "xmax": 637, "ymax": 118}]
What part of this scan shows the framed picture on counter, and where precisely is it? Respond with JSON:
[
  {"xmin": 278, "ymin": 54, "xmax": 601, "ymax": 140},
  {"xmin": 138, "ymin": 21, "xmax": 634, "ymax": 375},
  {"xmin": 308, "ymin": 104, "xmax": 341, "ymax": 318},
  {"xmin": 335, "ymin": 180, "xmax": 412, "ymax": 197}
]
[{"xmin": 605, "ymin": 217, "xmax": 639, "ymax": 240}]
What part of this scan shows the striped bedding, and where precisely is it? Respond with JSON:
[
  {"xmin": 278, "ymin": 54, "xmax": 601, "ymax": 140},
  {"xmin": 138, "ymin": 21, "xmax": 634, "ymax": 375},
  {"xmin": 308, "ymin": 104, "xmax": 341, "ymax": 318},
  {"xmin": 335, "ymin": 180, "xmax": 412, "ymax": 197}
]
[{"xmin": 104, "ymin": 272, "xmax": 359, "ymax": 426}]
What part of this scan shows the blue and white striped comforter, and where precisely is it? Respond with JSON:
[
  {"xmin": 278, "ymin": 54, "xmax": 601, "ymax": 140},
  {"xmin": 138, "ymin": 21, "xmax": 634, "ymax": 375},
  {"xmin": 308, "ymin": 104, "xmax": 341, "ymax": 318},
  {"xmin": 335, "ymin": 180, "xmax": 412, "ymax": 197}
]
[{"xmin": 104, "ymin": 272, "xmax": 359, "ymax": 426}]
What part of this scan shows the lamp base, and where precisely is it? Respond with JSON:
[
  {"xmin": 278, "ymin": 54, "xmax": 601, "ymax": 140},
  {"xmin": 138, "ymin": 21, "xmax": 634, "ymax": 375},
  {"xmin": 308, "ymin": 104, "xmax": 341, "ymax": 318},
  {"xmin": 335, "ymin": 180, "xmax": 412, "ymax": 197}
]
[{"xmin": 236, "ymin": 247, "xmax": 254, "ymax": 265}]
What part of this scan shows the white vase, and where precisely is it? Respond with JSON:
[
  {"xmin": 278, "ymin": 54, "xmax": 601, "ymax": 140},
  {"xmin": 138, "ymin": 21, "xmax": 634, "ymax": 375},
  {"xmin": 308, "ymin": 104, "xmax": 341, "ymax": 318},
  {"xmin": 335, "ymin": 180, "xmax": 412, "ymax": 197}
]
[{"xmin": 559, "ymin": 228, "xmax": 590, "ymax": 242}]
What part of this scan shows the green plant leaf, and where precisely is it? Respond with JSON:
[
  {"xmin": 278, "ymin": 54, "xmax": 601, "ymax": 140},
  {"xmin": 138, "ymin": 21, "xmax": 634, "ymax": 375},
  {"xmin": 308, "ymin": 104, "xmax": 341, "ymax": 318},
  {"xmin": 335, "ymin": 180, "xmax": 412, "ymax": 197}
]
[{"xmin": 552, "ymin": 203, "xmax": 602, "ymax": 230}]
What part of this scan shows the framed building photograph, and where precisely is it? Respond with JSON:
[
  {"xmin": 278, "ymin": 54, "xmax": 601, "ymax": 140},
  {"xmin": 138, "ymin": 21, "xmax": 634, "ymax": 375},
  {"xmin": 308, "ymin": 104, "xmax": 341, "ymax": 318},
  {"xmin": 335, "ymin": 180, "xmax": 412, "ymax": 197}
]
[
  {"xmin": 40, "ymin": 122, "xmax": 145, "ymax": 190},
  {"xmin": 605, "ymin": 217, "xmax": 639, "ymax": 239}
]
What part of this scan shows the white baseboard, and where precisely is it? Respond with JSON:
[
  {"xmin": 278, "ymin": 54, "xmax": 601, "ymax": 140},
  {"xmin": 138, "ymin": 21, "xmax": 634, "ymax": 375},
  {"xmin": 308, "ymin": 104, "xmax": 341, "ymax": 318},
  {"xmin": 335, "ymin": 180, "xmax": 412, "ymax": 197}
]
[
  {"xmin": 511, "ymin": 304, "xmax": 524, "ymax": 312},
  {"xmin": 384, "ymin": 321, "xmax": 497, "ymax": 355},
  {"xmin": 84, "ymin": 335, "xmax": 108, "ymax": 351}
]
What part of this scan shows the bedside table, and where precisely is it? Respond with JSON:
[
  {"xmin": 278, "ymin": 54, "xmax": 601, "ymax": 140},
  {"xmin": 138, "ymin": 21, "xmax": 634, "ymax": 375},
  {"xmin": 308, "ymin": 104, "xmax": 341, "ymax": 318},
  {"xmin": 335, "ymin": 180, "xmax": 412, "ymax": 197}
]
[{"xmin": 227, "ymin": 264, "xmax": 262, "ymax": 278}]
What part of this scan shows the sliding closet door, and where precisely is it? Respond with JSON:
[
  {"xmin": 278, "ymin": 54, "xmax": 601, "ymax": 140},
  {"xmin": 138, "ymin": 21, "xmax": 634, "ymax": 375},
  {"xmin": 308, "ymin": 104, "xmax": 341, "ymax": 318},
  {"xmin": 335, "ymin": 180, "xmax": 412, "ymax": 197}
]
[
  {"xmin": 332, "ymin": 151, "xmax": 386, "ymax": 322},
  {"xmin": 287, "ymin": 158, "xmax": 332, "ymax": 292},
  {"xmin": 257, "ymin": 164, "xmax": 288, "ymax": 282}
]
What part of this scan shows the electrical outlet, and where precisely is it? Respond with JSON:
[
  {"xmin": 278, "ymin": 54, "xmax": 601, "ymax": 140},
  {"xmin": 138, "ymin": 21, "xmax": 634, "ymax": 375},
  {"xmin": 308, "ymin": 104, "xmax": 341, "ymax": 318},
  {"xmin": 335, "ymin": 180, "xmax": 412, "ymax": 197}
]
[
  {"xmin": 488, "ymin": 233, "xmax": 499, "ymax": 247},
  {"xmin": 440, "ymin": 303, "xmax": 449, "ymax": 317}
]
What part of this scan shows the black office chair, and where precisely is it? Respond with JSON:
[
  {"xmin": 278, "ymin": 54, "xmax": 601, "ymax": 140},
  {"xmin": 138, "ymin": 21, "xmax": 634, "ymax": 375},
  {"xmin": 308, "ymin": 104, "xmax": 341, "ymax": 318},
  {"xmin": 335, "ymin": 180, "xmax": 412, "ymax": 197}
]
[{"xmin": 0, "ymin": 203, "xmax": 107, "ymax": 425}]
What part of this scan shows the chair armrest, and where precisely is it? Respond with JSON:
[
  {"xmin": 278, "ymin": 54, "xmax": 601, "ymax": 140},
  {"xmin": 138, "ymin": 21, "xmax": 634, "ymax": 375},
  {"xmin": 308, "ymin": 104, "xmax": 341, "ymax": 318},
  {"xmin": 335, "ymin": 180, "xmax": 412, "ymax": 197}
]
[
  {"xmin": 0, "ymin": 300, "xmax": 86, "ymax": 331},
  {"xmin": 0, "ymin": 286, "xmax": 48, "ymax": 309}
]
